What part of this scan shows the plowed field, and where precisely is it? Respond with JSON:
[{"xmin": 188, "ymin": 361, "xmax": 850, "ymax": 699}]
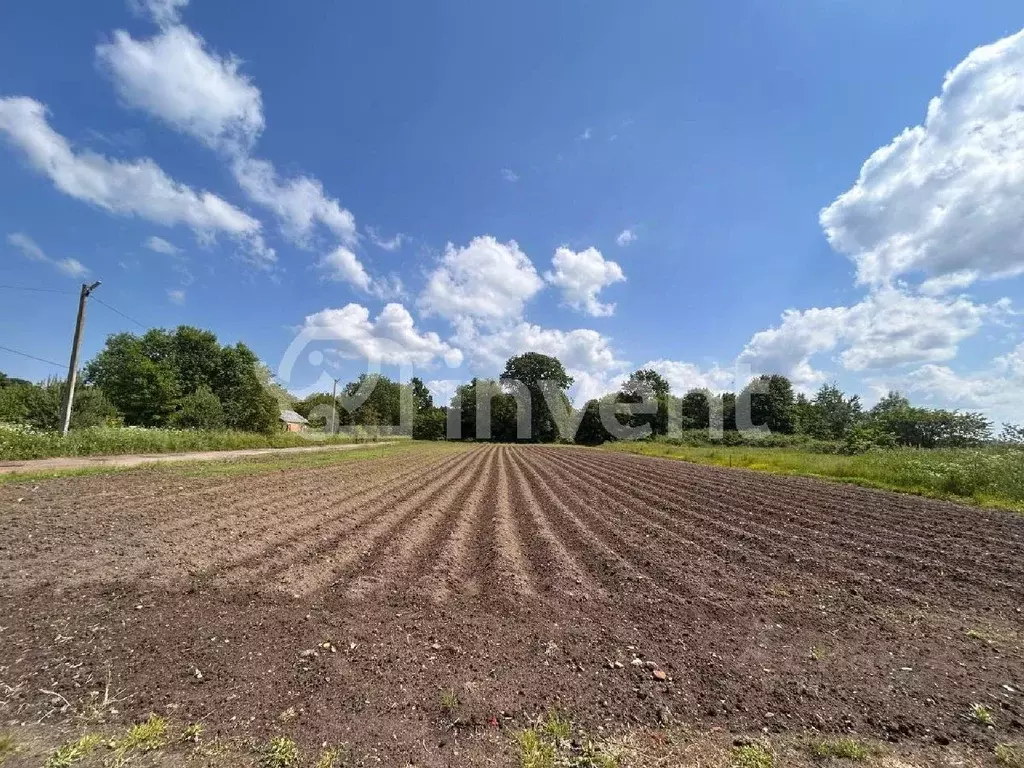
[{"xmin": 1, "ymin": 443, "xmax": 1021, "ymax": 765}]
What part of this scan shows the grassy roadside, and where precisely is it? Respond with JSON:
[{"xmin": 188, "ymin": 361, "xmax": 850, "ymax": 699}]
[
  {"xmin": 0, "ymin": 424, "xmax": 405, "ymax": 461},
  {"xmin": 603, "ymin": 441, "xmax": 1024, "ymax": 513},
  {"xmin": 0, "ymin": 440, "xmax": 461, "ymax": 487}
]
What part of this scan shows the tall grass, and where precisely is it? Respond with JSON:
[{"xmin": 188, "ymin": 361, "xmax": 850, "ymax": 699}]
[
  {"xmin": 605, "ymin": 441, "xmax": 1024, "ymax": 512},
  {"xmin": 0, "ymin": 423, "xmax": 399, "ymax": 461}
]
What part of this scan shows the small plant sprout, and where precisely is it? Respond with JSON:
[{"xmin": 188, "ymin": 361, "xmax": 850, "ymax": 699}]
[
  {"xmin": 182, "ymin": 723, "xmax": 203, "ymax": 743},
  {"xmin": 971, "ymin": 702, "xmax": 995, "ymax": 726},
  {"xmin": 440, "ymin": 688, "xmax": 460, "ymax": 712},
  {"xmin": 262, "ymin": 736, "xmax": 300, "ymax": 768}
]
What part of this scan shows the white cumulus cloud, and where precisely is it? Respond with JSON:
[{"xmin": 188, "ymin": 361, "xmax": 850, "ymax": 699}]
[
  {"xmin": 0, "ymin": 97, "xmax": 273, "ymax": 266},
  {"xmin": 641, "ymin": 359, "xmax": 735, "ymax": 394},
  {"xmin": 97, "ymin": 24, "xmax": 357, "ymax": 249},
  {"xmin": 129, "ymin": 0, "xmax": 189, "ymax": 26},
  {"xmin": 737, "ymin": 288, "xmax": 1003, "ymax": 388},
  {"xmin": 299, "ymin": 303, "xmax": 463, "ymax": 368},
  {"xmin": 545, "ymin": 246, "xmax": 625, "ymax": 317},
  {"xmin": 419, "ymin": 236, "xmax": 544, "ymax": 324},
  {"xmin": 318, "ymin": 246, "xmax": 371, "ymax": 292},
  {"xmin": 820, "ymin": 28, "xmax": 1024, "ymax": 287},
  {"xmin": 97, "ymin": 25, "xmax": 263, "ymax": 150}
]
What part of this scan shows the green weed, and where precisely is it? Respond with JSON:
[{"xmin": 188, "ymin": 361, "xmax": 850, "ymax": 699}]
[
  {"xmin": 45, "ymin": 734, "xmax": 101, "ymax": 768},
  {"xmin": 262, "ymin": 736, "xmax": 300, "ymax": 768},
  {"xmin": 516, "ymin": 728, "xmax": 556, "ymax": 768},
  {"xmin": 810, "ymin": 737, "xmax": 869, "ymax": 760},
  {"xmin": 730, "ymin": 743, "xmax": 774, "ymax": 768},
  {"xmin": 181, "ymin": 723, "xmax": 203, "ymax": 743},
  {"xmin": 439, "ymin": 688, "xmax": 460, "ymax": 712},
  {"xmin": 971, "ymin": 703, "xmax": 995, "ymax": 726},
  {"xmin": 314, "ymin": 746, "xmax": 346, "ymax": 768},
  {"xmin": 996, "ymin": 744, "xmax": 1024, "ymax": 767}
]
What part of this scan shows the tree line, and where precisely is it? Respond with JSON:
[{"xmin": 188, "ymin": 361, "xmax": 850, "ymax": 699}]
[{"xmin": 2, "ymin": 325, "xmax": 1021, "ymax": 447}]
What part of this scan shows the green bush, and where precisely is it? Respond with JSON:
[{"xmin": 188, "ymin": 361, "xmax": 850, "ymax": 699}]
[{"xmin": 170, "ymin": 386, "xmax": 225, "ymax": 430}]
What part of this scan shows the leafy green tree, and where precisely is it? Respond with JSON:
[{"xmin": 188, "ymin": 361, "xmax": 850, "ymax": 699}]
[
  {"xmin": 409, "ymin": 377, "xmax": 433, "ymax": 411},
  {"xmin": 680, "ymin": 389, "xmax": 713, "ymax": 429},
  {"xmin": 170, "ymin": 385, "xmax": 226, "ymax": 430},
  {"xmin": 741, "ymin": 374, "xmax": 796, "ymax": 434},
  {"xmin": 500, "ymin": 352, "xmax": 573, "ymax": 442},
  {"xmin": 413, "ymin": 406, "xmax": 447, "ymax": 440},
  {"xmin": 805, "ymin": 383, "xmax": 863, "ymax": 440},
  {"xmin": 619, "ymin": 369, "xmax": 671, "ymax": 436},
  {"xmin": 86, "ymin": 328, "xmax": 278, "ymax": 432}
]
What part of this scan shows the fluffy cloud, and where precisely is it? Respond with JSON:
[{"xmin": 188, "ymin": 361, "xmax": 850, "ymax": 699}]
[
  {"xmin": 877, "ymin": 342, "xmax": 1024, "ymax": 423},
  {"xmin": 167, "ymin": 288, "xmax": 186, "ymax": 304},
  {"xmin": 8, "ymin": 232, "xmax": 89, "ymax": 278},
  {"xmin": 419, "ymin": 236, "xmax": 544, "ymax": 323},
  {"xmin": 298, "ymin": 303, "xmax": 463, "ymax": 368},
  {"xmin": 501, "ymin": 168, "xmax": 519, "ymax": 183},
  {"xmin": 641, "ymin": 359, "xmax": 735, "ymax": 394},
  {"xmin": 820, "ymin": 28, "xmax": 1024, "ymax": 287},
  {"xmin": 0, "ymin": 97, "xmax": 273, "ymax": 265},
  {"xmin": 545, "ymin": 246, "xmax": 625, "ymax": 317},
  {"xmin": 144, "ymin": 235, "xmax": 179, "ymax": 254},
  {"xmin": 97, "ymin": 25, "xmax": 263, "ymax": 150},
  {"xmin": 97, "ymin": 25, "xmax": 357, "ymax": 248},
  {"xmin": 232, "ymin": 156, "xmax": 357, "ymax": 246},
  {"xmin": 616, "ymin": 228, "xmax": 636, "ymax": 246},
  {"xmin": 737, "ymin": 288, "xmax": 1002, "ymax": 388},
  {"xmin": 317, "ymin": 246, "xmax": 371, "ymax": 292}
]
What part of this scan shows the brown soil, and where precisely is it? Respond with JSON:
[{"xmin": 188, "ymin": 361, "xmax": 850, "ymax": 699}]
[{"xmin": 0, "ymin": 444, "xmax": 1021, "ymax": 765}]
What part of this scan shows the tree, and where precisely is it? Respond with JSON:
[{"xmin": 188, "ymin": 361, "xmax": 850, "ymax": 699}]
[
  {"xmin": 170, "ymin": 386, "xmax": 226, "ymax": 430},
  {"xmin": 413, "ymin": 407, "xmax": 447, "ymax": 440},
  {"xmin": 1001, "ymin": 423, "xmax": 1024, "ymax": 445},
  {"xmin": 680, "ymin": 389, "xmax": 713, "ymax": 430},
  {"xmin": 85, "ymin": 327, "xmax": 279, "ymax": 432},
  {"xmin": 740, "ymin": 374, "xmax": 796, "ymax": 434},
  {"xmin": 409, "ymin": 377, "xmax": 433, "ymax": 411},
  {"xmin": 619, "ymin": 369, "xmax": 671, "ymax": 436},
  {"xmin": 500, "ymin": 352, "xmax": 573, "ymax": 442},
  {"xmin": 804, "ymin": 383, "xmax": 862, "ymax": 440}
]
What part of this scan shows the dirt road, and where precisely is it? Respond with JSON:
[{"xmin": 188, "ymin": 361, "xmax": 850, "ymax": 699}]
[{"xmin": 0, "ymin": 443, "xmax": 1020, "ymax": 765}]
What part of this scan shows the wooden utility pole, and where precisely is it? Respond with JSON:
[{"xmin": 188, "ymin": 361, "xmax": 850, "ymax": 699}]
[
  {"xmin": 59, "ymin": 280, "xmax": 101, "ymax": 436},
  {"xmin": 331, "ymin": 376, "xmax": 342, "ymax": 434}
]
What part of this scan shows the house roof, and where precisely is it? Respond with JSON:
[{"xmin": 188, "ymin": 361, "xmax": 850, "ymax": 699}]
[{"xmin": 279, "ymin": 409, "xmax": 308, "ymax": 424}]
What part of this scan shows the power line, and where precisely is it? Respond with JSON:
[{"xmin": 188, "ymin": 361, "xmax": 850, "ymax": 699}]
[
  {"xmin": 0, "ymin": 343, "xmax": 64, "ymax": 368},
  {"xmin": 0, "ymin": 283, "xmax": 76, "ymax": 295},
  {"xmin": 92, "ymin": 297, "xmax": 148, "ymax": 330}
]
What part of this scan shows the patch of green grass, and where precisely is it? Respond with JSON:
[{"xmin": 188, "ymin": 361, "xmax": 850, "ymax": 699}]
[
  {"xmin": 996, "ymin": 744, "xmax": 1024, "ymax": 768},
  {"xmin": 314, "ymin": 747, "xmax": 346, "ymax": 768},
  {"xmin": 810, "ymin": 737, "xmax": 870, "ymax": 760},
  {"xmin": 262, "ymin": 736, "xmax": 300, "ymax": 768},
  {"xmin": 541, "ymin": 711, "xmax": 572, "ymax": 741},
  {"xmin": 0, "ymin": 422, "xmax": 396, "ymax": 462},
  {"xmin": 0, "ymin": 734, "xmax": 15, "ymax": 765},
  {"xmin": 112, "ymin": 714, "xmax": 168, "ymax": 760},
  {"xmin": 181, "ymin": 723, "xmax": 203, "ymax": 743},
  {"xmin": 45, "ymin": 734, "xmax": 101, "ymax": 768},
  {"xmin": 515, "ymin": 713, "xmax": 619, "ymax": 768},
  {"xmin": 971, "ymin": 703, "xmax": 995, "ymax": 726},
  {"xmin": 603, "ymin": 442, "xmax": 1024, "ymax": 513},
  {"xmin": 516, "ymin": 728, "xmax": 557, "ymax": 768},
  {"xmin": 730, "ymin": 743, "xmax": 774, "ymax": 768}
]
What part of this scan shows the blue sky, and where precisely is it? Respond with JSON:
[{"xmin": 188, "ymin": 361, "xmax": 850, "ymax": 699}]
[{"xmin": 2, "ymin": 1, "xmax": 1024, "ymax": 422}]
